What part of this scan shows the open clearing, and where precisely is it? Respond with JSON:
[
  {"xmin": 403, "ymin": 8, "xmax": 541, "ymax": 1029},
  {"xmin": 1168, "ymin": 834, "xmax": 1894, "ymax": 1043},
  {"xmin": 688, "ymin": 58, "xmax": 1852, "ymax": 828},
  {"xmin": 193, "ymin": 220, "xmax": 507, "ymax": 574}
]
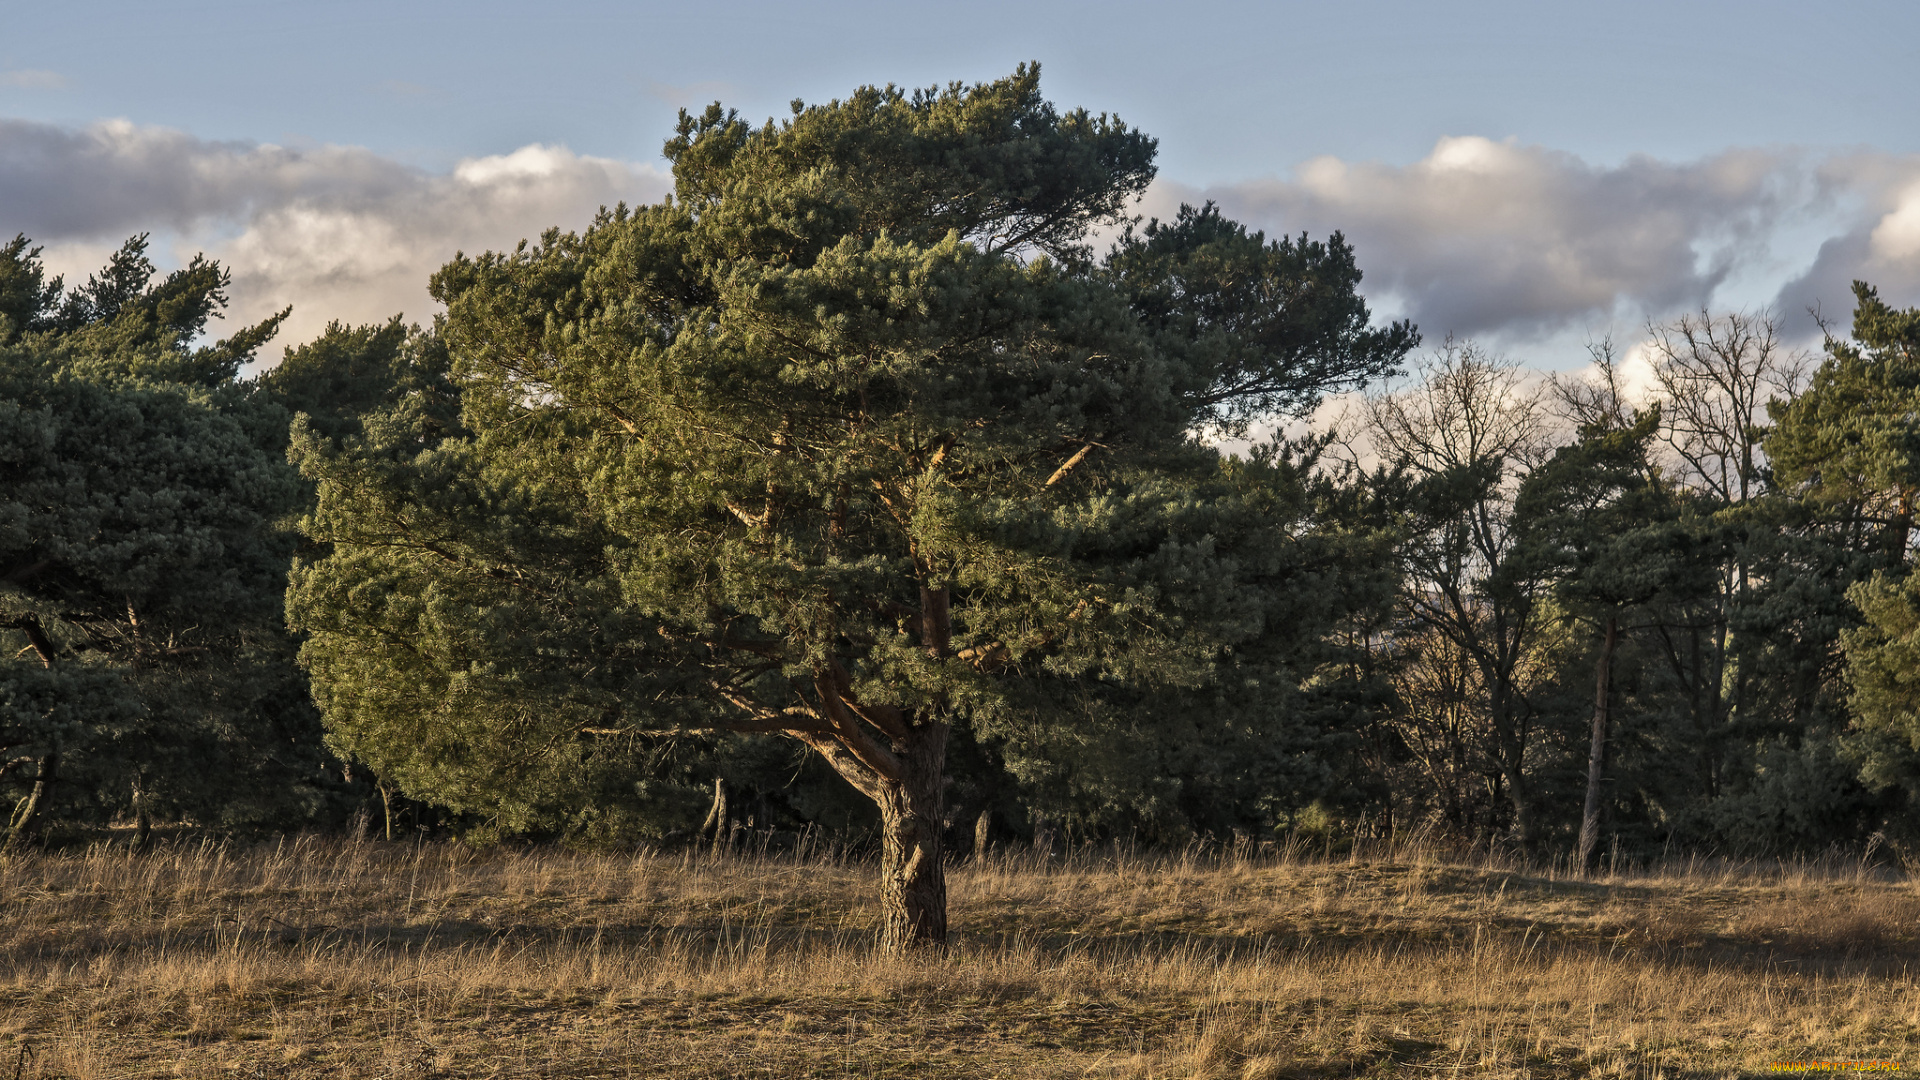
[{"xmin": 2, "ymin": 837, "xmax": 1917, "ymax": 1078}]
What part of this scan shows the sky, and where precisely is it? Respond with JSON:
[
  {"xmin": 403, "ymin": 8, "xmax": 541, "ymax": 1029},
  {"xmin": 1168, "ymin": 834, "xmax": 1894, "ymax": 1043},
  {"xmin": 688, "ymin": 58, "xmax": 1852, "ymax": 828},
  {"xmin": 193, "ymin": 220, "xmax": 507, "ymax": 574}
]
[{"xmin": 5, "ymin": 0, "xmax": 1920, "ymax": 367}]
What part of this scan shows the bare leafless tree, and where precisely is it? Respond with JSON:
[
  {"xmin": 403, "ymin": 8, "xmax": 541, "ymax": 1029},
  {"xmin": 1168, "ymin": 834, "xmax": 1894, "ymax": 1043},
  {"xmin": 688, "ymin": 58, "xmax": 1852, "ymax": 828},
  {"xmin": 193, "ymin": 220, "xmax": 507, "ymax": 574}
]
[
  {"xmin": 1368, "ymin": 343, "xmax": 1559, "ymax": 851},
  {"xmin": 1646, "ymin": 309, "xmax": 1808, "ymax": 506},
  {"xmin": 1552, "ymin": 339, "xmax": 1637, "ymax": 433},
  {"xmin": 1650, "ymin": 310, "xmax": 1808, "ymax": 798}
]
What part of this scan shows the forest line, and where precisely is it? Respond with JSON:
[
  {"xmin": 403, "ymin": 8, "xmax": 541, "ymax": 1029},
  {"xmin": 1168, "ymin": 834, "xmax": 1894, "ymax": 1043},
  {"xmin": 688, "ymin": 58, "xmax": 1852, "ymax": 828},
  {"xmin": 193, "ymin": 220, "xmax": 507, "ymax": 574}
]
[{"xmin": 4, "ymin": 68, "xmax": 1920, "ymax": 949}]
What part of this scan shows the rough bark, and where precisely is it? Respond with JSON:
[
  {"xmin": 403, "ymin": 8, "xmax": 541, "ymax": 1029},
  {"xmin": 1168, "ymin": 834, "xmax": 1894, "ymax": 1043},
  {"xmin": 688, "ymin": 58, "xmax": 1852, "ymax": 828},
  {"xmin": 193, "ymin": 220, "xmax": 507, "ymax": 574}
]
[
  {"xmin": 743, "ymin": 583, "xmax": 955, "ymax": 952},
  {"xmin": 776, "ymin": 646, "xmax": 952, "ymax": 949},
  {"xmin": 877, "ymin": 719, "xmax": 948, "ymax": 952},
  {"xmin": 1578, "ymin": 617, "xmax": 1618, "ymax": 874},
  {"xmin": 973, "ymin": 807, "xmax": 992, "ymax": 860}
]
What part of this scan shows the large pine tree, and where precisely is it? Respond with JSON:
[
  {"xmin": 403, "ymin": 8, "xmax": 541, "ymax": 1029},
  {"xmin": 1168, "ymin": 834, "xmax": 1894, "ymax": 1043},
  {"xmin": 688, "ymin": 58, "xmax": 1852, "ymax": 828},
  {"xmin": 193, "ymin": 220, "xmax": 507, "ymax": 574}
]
[{"xmin": 289, "ymin": 67, "xmax": 1414, "ymax": 948}]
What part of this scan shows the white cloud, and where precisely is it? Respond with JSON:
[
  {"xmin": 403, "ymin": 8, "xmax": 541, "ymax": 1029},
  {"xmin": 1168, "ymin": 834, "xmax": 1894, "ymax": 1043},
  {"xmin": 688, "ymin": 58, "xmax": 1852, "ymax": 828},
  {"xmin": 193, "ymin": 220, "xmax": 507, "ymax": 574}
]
[
  {"xmin": 1868, "ymin": 182, "xmax": 1920, "ymax": 262},
  {"xmin": 1162, "ymin": 136, "xmax": 1810, "ymax": 344},
  {"xmin": 1774, "ymin": 153, "xmax": 1920, "ymax": 330},
  {"xmin": 0, "ymin": 118, "xmax": 669, "ymax": 350}
]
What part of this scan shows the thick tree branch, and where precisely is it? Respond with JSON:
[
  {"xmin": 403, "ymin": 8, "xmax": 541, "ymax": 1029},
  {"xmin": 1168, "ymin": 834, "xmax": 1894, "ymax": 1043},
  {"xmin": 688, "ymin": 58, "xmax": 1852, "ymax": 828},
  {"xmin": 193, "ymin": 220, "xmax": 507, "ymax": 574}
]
[
  {"xmin": 924, "ymin": 434, "xmax": 957, "ymax": 475},
  {"xmin": 712, "ymin": 684, "xmax": 831, "ymax": 729},
  {"xmin": 713, "ymin": 713, "xmax": 837, "ymax": 734},
  {"xmin": 813, "ymin": 667, "xmax": 904, "ymax": 782},
  {"xmin": 919, "ymin": 585, "xmax": 951, "ymax": 659},
  {"xmin": 792, "ymin": 731, "xmax": 889, "ymax": 803},
  {"xmin": 582, "ymin": 712, "xmax": 835, "ymax": 737},
  {"xmin": 595, "ymin": 400, "xmax": 643, "ymax": 436},
  {"xmin": 843, "ymin": 699, "xmax": 912, "ymax": 744},
  {"xmin": 820, "ymin": 658, "xmax": 913, "ymax": 743}
]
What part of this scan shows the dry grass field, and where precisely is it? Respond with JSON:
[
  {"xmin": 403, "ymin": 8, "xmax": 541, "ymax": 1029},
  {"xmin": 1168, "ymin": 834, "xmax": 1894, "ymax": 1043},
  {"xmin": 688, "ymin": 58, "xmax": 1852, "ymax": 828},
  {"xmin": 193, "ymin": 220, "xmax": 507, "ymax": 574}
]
[{"xmin": 2, "ymin": 835, "xmax": 1918, "ymax": 1078}]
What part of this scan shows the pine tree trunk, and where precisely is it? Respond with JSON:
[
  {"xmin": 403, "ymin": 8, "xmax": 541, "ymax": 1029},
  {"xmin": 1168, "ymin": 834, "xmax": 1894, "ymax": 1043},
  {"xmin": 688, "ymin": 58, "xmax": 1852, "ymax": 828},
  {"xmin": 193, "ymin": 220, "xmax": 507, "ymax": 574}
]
[
  {"xmin": 130, "ymin": 778, "xmax": 152, "ymax": 852},
  {"xmin": 4, "ymin": 752, "xmax": 56, "ymax": 852},
  {"xmin": 701, "ymin": 777, "xmax": 728, "ymax": 853},
  {"xmin": 973, "ymin": 807, "xmax": 992, "ymax": 860},
  {"xmin": 1504, "ymin": 779, "xmax": 1533, "ymax": 855},
  {"xmin": 1578, "ymin": 617, "xmax": 1618, "ymax": 874},
  {"xmin": 1491, "ymin": 680, "xmax": 1535, "ymax": 856},
  {"xmin": 877, "ymin": 720, "xmax": 948, "ymax": 952}
]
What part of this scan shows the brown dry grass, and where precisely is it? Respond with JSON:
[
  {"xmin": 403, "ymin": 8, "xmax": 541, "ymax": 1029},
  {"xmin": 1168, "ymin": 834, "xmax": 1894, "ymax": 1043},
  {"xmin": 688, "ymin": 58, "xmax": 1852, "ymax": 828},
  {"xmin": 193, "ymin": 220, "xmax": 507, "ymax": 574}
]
[{"xmin": 3, "ymin": 836, "xmax": 1918, "ymax": 1078}]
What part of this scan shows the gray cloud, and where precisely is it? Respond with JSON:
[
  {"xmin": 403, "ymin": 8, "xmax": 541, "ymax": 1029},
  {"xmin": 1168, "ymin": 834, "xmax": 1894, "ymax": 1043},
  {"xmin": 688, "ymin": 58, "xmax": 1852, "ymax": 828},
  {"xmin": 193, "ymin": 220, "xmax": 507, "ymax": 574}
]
[
  {"xmin": 1772, "ymin": 152, "xmax": 1920, "ymax": 332},
  {"xmin": 12, "ymin": 116, "xmax": 1920, "ymax": 359},
  {"xmin": 1161, "ymin": 137, "xmax": 1817, "ymax": 343},
  {"xmin": 0, "ymin": 118, "xmax": 669, "ymax": 349}
]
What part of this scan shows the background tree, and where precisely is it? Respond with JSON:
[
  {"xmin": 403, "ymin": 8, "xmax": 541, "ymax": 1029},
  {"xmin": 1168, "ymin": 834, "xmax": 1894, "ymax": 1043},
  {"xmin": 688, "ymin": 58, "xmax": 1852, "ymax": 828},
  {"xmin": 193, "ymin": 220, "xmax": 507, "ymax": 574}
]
[
  {"xmin": 1801, "ymin": 286, "xmax": 1920, "ymax": 823},
  {"xmin": 0, "ymin": 235, "xmax": 340, "ymax": 846},
  {"xmin": 1513, "ymin": 320, "xmax": 1871, "ymax": 860},
  {"xmin": 1770, "ymin": 285, "xmax": 1920, "ymax": 566},
  {"xmin": 1640, "ymin": 314, "xmax": 1806, "ymax": 819},
  {"xmin": 1511, "ymin": 411, "xmax": 1709, "ymax": 870}
]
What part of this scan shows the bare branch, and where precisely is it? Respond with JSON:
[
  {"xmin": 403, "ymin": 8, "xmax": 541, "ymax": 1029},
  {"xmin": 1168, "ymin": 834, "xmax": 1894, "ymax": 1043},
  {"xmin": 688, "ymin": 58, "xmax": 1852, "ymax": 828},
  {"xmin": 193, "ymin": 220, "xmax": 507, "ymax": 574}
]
[
  {"xmin": 724, "ymin": 501, "xmax": 770, "ymax": 529},
  {"xmin": 7, "ymin": 616, "xmax": 55, "ymax": 667},
  {"xmin": 1045, "ymin": 442, "xmax": 1099, "ymax": 487}
]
